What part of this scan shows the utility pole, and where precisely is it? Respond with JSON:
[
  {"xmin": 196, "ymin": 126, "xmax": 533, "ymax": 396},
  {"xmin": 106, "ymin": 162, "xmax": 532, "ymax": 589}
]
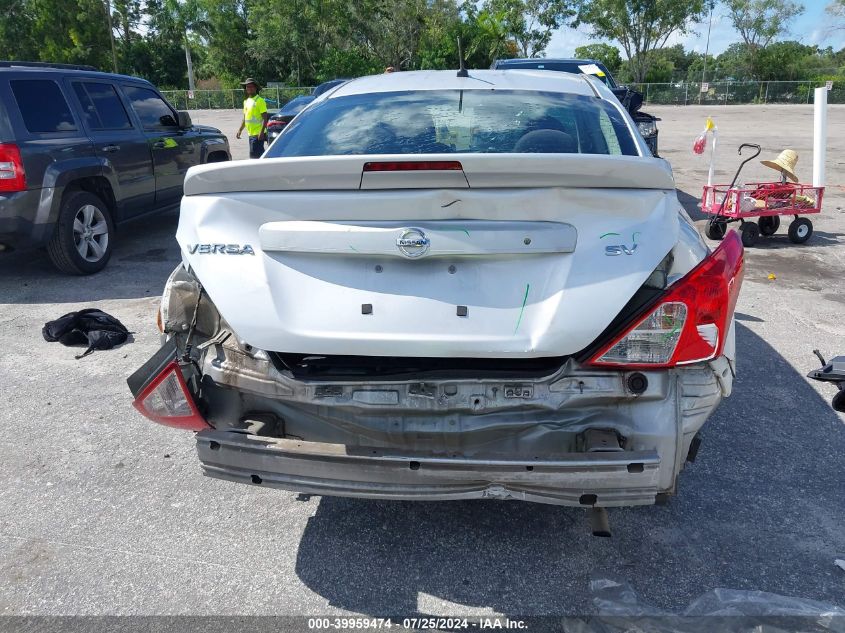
[
  {"xmin": 184, "ymin": 34, "xmax": 196, "ymax": 92},
  {"xmin": 104, "ymin": 0, "xmax": 118, "ymax": 73},
  {"xmin": 699, "ymin": 0, "xmax": 715, "ymax": 105}
]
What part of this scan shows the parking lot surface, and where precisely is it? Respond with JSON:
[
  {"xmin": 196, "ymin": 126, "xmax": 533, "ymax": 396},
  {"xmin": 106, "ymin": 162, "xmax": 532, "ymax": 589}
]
[{"xmin": 1, "ymin": 105, "xmax": 844, "ymax": 616}]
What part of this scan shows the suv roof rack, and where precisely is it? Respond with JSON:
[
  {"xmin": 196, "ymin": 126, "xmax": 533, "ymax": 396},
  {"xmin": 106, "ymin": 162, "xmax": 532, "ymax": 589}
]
[{"xmin": 0, "ymin": 61, "xmax": 99, "ymax": 72}]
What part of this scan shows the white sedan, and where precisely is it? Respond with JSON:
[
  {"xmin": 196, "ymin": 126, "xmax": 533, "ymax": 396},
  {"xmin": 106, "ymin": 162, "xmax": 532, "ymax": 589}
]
[{"xmin": 128, "ymin": 70, "xmax": 744, "ymax": 530}]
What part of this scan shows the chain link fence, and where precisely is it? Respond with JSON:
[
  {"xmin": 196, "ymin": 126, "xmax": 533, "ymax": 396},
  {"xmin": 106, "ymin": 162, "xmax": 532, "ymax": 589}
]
[
  {"xmin": 629, "ymin": 81, "xmax": 843, "ymax": 105},
  {"xmin": 162, "ymin": 81, "xmax": 842, "ymax": 110},
  {"xmin": 160, "ymin": 87, "xmax": 314, "ymax": 110}
]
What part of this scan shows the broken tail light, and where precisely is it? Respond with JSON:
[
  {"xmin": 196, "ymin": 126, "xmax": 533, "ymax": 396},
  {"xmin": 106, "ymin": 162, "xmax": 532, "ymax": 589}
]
[
  {"xmin": 589, "ymin": 230, "xmax": 744, "ymax": 368},
  {"xmin": 132, "ymin": 360, "xmax": 209, "ymax": 431},
  {"xmin": 0, "ymin": 143, "xmax": 26, "ymax": 193}
]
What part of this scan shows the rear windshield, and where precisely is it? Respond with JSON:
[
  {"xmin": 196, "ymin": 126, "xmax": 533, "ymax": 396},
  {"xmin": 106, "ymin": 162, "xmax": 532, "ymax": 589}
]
[{"xmin": 265, "ymin": 90, "xmax": 638, "ymax": 158}]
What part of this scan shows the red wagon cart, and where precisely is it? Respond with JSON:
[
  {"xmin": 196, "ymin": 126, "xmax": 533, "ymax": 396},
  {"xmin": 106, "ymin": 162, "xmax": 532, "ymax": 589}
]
[{"xmin": 701, "ymin": 144, "xmax": 824, "ymax": 247}]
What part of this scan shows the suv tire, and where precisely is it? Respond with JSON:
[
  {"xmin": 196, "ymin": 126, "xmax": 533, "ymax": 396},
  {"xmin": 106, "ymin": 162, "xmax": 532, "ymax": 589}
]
[{"xmin": 46, "ymin": 190, "xmax": 115, "ymax": 275}]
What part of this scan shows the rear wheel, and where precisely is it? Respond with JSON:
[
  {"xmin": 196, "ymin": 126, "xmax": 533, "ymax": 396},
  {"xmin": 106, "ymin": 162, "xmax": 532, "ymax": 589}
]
[
  {"xmin": 46, "ymin": 190, "xmax": 114, "ymax": 275},
  {"xmin": 758, "ymin": 215, "xmax": 780, "ymax": 236},
  {"xmin": 740, "ymin": 222, "xmax": 759, "ymax": 247},
  {"xmin": 788, "ymin": 217, "xmax": 813, "ymax": 244},
  {"xmin": 832, "ymin": 389, "xmax": 845, "ymax": 413},
  {"xmin": 705, "ymin": 217, "xmax": 727, "ymax": 240}
]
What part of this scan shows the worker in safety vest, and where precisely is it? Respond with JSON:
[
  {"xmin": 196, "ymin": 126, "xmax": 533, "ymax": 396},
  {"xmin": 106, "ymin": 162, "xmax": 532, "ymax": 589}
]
[{"xmin": 235, "ymin": 78, "xmax": 269, "ymax": 158}]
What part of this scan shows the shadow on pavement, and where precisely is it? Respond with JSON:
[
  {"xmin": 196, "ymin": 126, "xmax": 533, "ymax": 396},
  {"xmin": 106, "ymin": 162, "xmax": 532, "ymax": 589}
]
[
  {"xmin": 677, "ymin": 188, "xmax": 706, "ymax": 221},
  {"xmin": 0, "ymin": 210, "xmax": 181, "ymax": 304},
  {"xmin": 293, "ymin": 323, "xmax": 845, "ymax": 616}
]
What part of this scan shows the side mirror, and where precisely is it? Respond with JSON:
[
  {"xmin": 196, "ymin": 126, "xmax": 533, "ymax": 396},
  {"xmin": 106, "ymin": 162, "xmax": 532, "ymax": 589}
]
[{"xmin": 177, "ymin": 111, "xmax": 193, "ymax": 129}]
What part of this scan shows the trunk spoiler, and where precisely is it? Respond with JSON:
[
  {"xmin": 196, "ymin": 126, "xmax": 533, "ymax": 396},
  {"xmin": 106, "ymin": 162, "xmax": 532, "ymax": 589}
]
[{"xmin": 184, "ymin": 154, "xmax": 675, "ymax": 195}]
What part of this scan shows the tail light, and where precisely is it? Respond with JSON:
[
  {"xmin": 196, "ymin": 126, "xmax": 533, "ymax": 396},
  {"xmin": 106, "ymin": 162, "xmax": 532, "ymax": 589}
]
[
  {"xmin": 0, "ymin": 143, "xmax": 26, "ymax": 192},
  {"xmin": 132, "ymin": 360, "xmax": 209, "ymax": 431},
  {"xmin": 267, "ymin": 120, "xmax": 287, "ymax": 128},
  {"xmin": 588, "ymin": 230, "xmax": 743, "ymax": 368},
  {"xmin": 363, "ymin": 161, "xmax": 463, "ymax": 172}
]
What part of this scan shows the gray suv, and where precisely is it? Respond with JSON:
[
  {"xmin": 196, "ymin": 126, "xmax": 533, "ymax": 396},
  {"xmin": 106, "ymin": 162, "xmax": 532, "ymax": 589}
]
[{"xmin": 0, "ymin": 62, "xmax": 230, "ymax": 274}]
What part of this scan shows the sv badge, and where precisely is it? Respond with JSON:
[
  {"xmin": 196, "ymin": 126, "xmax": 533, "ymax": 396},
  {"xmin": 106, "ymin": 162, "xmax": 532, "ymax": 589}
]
[
  {"xmin": 605, "ymin": 243, "xmax": 638, "ymax": 256},
  {"xmin": 601, "ymin": 231, "xmax": 641, "ymax": 256}
]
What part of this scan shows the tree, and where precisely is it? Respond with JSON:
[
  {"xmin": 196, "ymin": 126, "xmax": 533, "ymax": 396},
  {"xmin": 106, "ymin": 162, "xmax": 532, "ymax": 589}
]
[
  {"xmin": 826, "ymin": 0, "xmax": 845, "ymax": 34},
  {"xmin": 726, "ymin": 0, "xmax": 804, "ymax": 49},
  {"xmin": 463, "ymin": 2, "xmax": 519, "ymax": 64},
  {"xmin": 574, "ymin": 0, "xmax": 706, "ymax": 83},
  {"xmin": 196, "ymin": 0, "xmax": 252, "ymax": 86},
  {"xmin": 574, "ymin": 43, "xmax": 623, "ymax": 73},
  {"xmin": 484, "ymin": 0, "xmax": 574, "ymax": 57},
  {"xmin": 0, "ymin": 0, "xmax": 38, "ymax": 60},
  {"xmin": 725, "ymin": 0, "xmax": 804, "ymax": 79},
  {"xmin": 111, "ymin": 0, "xmax": 143, "ymax": 73}
]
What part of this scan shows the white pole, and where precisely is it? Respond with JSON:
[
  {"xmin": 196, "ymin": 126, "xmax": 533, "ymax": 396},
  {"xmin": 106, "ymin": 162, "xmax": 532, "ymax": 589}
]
[
  {"xmin": 707, "ymin": 128, "xmax": 718, "ymax": 187},
  {"xmin": 813, "ymin": 87, "xmax": 827, "ymax": 187}
]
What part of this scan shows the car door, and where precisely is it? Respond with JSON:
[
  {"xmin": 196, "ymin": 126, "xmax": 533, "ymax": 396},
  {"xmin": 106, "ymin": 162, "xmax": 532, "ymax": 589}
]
[
  {"xmin": 67, "ymin": 79, "xmax": 155, "ymax": 220},
  {"xmin": 121, "ymin": 84, "xmax": 200, "ymax": 207}
]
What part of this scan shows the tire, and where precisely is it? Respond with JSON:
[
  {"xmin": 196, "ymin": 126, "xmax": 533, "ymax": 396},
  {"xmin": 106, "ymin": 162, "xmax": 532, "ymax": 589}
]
[
  {"xmin": 705, "ymin": 217, "xmax": 727, "ymax": 240},
  {"xmin": 788, "ymin": 217, "xmax": 813, "ymax": 244},
  {"xmin": 740, "ymin": 222, "xmax": 759, "ymax": 247},
  {"xmin": 758, "ymin": 215, "xmax": 780, "ymax": 236},
  {"xmin": 832, "ymin": 389, "xmax": 845, "ymax": 413},
  {"xmin": 46, "ymin": 190, "xmax": 115, "ymax": 275}
]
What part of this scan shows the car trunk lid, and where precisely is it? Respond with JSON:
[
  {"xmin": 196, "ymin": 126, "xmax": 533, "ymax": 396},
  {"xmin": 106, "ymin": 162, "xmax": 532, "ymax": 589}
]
[{"xmin": 178, "ymin": 154, "xmax": 678, "ymax": 358}]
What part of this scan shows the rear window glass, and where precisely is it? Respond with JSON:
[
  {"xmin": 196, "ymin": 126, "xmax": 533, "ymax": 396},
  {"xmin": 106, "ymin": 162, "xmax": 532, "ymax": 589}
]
[
  {"xmin": 73, "ymin": 82, "xmax": 132, "ymax": 130},
  {"xmin": 10, "ymin": 79, "xmax": 77, "ymax": 133},
  {"xmin": 266, "ymin": 90, "xmax": 637, "ymax": 158}
]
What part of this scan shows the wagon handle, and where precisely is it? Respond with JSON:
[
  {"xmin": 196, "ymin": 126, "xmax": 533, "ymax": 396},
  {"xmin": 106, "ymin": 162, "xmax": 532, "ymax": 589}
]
[
  {"xmin": 730, "ymin": 144, "xmax": 762, "ymax": 189},
  {"xmin": 713, "ymin": 143, "xmax": 763, "ymax": 219},
  {"xmin": 737, "ymin": 143, "xmax": 761, "ymax": 160}
]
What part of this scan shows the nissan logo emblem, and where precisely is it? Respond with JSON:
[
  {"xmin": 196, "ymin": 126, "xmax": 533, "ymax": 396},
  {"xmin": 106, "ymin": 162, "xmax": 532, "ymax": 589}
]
[{"xmin": 396, "ymin": 228, "xmax": 430, "ymax": 258}]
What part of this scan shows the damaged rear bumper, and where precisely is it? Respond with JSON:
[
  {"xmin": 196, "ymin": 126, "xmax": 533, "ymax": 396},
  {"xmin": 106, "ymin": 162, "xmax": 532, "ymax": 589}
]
[{"xmin": 197, "ymin": 430, "xmax": 662, "ymax": 507}]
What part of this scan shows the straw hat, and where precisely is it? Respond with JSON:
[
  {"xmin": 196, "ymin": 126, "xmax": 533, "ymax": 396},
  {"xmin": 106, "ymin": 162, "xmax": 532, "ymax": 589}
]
[{"xmin": 761, "ymin": 149, "xmax": 800, "ymax": 183}]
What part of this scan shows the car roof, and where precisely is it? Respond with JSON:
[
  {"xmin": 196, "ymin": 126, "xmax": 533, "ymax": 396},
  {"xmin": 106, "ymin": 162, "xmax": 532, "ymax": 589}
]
[
  {"xmin": 0, "ymin": 62, "xmax": 154, "ymax": 86},
  {"xmin": 496, "ymin": 58, "xmax": 604, "ymax": 66},
  {"xmin": 329, "ymin": 69, "xmax": 599, "ymax": 99}
]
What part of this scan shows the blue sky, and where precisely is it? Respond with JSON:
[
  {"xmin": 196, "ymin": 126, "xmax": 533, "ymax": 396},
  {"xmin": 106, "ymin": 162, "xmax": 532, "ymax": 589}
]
[{"xmin": 545, "ymin": 0, "xmax": 845, "ymax": 58}]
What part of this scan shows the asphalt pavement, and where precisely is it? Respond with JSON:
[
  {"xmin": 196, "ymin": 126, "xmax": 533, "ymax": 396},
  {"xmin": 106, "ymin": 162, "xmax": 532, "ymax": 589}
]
[{"xmin": 0, "ymin": 104, "xmax": 844, "ymax": 617}]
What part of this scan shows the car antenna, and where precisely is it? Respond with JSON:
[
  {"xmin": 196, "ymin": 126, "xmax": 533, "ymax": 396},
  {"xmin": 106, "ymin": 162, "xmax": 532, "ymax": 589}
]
[{"xmin": 456, "ymin": 37, "xmax": 468, "ymax": 78}]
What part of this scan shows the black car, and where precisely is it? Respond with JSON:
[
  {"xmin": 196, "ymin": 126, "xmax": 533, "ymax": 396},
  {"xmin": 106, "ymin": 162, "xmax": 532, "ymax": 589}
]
[
  {"xmin": 0, "ymin": 61, "xmax": 230, "ymax": 274},
  {"xmin": 266, "ymin": 79, "xmax": 348, "ymax": 141},
  {"xmin": 491, "ymin": 58, "xmax": 660, "ymax": 156}
]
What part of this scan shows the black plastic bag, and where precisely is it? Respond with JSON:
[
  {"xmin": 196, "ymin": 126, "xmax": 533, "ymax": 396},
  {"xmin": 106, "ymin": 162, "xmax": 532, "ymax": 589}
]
[{"xmin": 42, "ymin": 309, "xmax": 130, "ymax": 359}]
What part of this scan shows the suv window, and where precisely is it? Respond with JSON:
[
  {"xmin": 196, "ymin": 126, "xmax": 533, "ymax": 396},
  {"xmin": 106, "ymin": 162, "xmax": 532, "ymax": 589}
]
[
  {"xmin": 10, "ymin": 79, "xmax": 77, "ymax": 133},
  {"xmin": 73, "ymin": 82, "xmax": 132, "ymax": 130},
  {"xmin": 123, "ymin": 85, "xmax": 178, "ymax": 130}
]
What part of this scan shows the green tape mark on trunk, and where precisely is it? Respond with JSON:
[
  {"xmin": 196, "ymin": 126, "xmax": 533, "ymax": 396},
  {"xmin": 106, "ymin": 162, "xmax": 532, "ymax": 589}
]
[{"xmin": 514, "ymin": 283, "xmax": 531, "ymax": 335}]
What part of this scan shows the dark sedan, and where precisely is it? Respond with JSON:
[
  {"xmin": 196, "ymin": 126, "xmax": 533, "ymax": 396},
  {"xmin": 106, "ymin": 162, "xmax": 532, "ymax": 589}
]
[{"xmin": 266, "ymin": 79, "xmax": 349, "ymax": 141}]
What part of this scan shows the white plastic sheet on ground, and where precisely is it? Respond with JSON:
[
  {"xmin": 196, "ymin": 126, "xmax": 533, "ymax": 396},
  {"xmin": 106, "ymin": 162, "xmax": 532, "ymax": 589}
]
[{"xmin": 580, "ymin": 577, "xmax": 845, "ymax": 633}]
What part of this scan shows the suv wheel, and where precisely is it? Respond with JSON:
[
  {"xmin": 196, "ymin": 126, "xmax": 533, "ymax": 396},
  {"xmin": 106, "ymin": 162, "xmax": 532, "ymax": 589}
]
[{"xmin": 47, "ymin": 190, "xmax": 115, "ymax": 275}]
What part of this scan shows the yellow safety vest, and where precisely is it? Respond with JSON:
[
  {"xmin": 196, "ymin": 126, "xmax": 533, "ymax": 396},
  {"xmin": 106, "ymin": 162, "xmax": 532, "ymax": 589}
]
[{"xmin": 243, "ymin": 95, "xmax": 267, "ymax": 136}]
